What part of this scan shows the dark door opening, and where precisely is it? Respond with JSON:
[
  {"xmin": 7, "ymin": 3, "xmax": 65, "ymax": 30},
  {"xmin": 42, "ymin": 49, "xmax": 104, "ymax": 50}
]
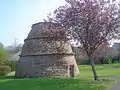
[{"xmin": 69, "ymin": 65, "xmax": 74, "ymax": 77}]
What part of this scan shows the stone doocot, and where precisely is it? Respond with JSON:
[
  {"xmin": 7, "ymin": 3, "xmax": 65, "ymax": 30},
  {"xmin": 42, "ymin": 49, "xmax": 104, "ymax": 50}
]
[{"xmin": 15, "ymin": 22, "xmax": 79, "ymax": 78}]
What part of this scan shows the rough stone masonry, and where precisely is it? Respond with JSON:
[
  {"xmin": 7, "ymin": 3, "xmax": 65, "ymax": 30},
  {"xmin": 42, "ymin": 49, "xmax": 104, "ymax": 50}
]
[{"xmin": 15, "ymin": 22, "xmax": 79, "ymax": 78}]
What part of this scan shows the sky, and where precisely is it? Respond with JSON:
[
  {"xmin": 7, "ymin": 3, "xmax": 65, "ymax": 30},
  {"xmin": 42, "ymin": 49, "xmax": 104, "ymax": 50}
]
[
  {"xmin": 0, "ymin": 0, "xmax": 66, "ymax": 46},
  {"xmin": 0, "ymin": 0, "xmax": 120, "ymax": 47}
]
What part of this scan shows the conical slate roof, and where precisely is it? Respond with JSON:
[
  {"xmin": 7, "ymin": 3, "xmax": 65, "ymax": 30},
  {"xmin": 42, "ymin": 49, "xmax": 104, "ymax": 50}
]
[{"xmin": 15, "ymin": 22, "xmax": 79, "ymax": 78}]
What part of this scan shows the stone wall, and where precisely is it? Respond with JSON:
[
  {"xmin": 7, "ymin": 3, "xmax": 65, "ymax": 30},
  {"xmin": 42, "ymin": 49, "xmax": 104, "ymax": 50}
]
[
  {"xmin": 16, "ymin": 55, "xmax": 79, "ymax": 77},
  {"xmin": 15, "ymin": 22, "xmax": 79, "ymax": 78},
  {"xmin": 22, "ymin": 39, "xmax": 72, "ymax": 55}
]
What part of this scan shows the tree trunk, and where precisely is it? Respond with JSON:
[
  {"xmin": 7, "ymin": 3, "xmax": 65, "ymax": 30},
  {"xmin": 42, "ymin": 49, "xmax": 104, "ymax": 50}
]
[{"xmin": 88, "ymin": 55, "xmax": 98, "ymax": 81}]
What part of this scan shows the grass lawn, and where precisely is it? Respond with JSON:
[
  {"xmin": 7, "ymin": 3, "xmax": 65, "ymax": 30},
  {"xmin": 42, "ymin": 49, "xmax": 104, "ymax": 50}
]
[
  {"xmin": 77, "ymin": 63, "xmax": 120, "ymax": 79},
  {"xmin": 0, "ymin": 63, "xmax": 120, "ymax": 90}
]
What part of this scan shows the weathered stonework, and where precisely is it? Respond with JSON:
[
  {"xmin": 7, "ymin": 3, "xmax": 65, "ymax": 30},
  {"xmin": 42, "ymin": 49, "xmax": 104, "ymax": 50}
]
[{"xmin": 15, "ymin": 22, "xmax": 79, "ymax": 78}]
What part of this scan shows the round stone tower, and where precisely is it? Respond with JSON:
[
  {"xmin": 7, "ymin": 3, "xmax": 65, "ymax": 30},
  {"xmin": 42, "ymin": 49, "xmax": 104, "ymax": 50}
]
[{"xmin": 15, "ymin": 22, "xmax": 79, "ymax": 78}]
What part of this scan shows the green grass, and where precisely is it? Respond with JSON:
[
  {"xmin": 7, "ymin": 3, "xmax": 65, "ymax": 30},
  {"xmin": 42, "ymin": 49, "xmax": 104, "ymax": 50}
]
[
  {"xmin": 0, "ymin": 77, "xmax": 113, "ymax": 90},
  {"xmin": 77, "ymin": 63, "xmax": 120, "ymax": 79},
  {"xmin": 0, "ymin": 63, "xmax": 120, "ymax": 90}
]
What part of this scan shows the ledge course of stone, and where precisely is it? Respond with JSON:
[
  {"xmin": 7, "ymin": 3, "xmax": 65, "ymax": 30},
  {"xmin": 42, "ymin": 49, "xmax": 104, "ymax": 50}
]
[{"xmin": 15, "ymin": 22, "xmax": 79, "ymax": 78}]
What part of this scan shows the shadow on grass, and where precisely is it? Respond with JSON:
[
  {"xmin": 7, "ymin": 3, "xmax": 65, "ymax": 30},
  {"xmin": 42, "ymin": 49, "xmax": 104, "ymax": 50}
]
[
  {"xmin": 0, "ymin": 76, "xmax": 15, "ymax": 80},
  {"xmin": 99, "ymin": 76, "xmax": 120, "ymax": 79}
]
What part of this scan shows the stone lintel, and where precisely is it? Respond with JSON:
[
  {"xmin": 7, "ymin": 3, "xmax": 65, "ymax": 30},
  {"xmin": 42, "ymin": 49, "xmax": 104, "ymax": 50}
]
[
  {"xmin": 24, "ymin": 37, "xmax": 65, "ymax": 42},
  {"xmin": 20, "ymin": 53, "xmax": 75, "ymax": 57}
]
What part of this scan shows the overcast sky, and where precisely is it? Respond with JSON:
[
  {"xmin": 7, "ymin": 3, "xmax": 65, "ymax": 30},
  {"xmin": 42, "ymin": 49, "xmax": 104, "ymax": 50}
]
[{"xmin": 0, "ymin": 0, "xmax": 66, "ymax": 46}]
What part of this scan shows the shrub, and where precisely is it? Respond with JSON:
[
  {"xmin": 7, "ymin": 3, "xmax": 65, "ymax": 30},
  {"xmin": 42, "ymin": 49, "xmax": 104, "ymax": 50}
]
[
  {"xmin": 6, "ymin": 60, "xmax": 18, "ymax": 71},
  {"xmin": 0, "ymin": 65, "xmax": 11, "ymax": 76},
  {"xmin": 104, "ymin": 56, "xmax": 113, "ymax": 64}
]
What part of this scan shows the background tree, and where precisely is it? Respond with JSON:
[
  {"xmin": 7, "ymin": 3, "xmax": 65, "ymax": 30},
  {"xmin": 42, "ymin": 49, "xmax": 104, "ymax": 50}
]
[
  {"xmin": 93, "ymin": 40, "xmax": 110, "ymax": 64},
  {"xmin": 49, "ymin": 0, "xmax": 120, "ymax": 80},
  {"xmin": 72, "ymin": 45, "xmax": 88, "ymax": 65},
  {"xmin": 5, "ymin": 38, "xmax": 22, "ymax": 55},
  {"xmin": 0, "ymin": 42, "xmax": 4, "ymax": 48},
  {"xmin": 5, "ymin": 44, "xmax": 22, "ymax": 55},
  {"xmin": 74, "ymin": 40, "xmax": 110, "ymax": 64},
  {"xmin": 0, "ymin": 46, "xmax": 8, "ymax": 65}
]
